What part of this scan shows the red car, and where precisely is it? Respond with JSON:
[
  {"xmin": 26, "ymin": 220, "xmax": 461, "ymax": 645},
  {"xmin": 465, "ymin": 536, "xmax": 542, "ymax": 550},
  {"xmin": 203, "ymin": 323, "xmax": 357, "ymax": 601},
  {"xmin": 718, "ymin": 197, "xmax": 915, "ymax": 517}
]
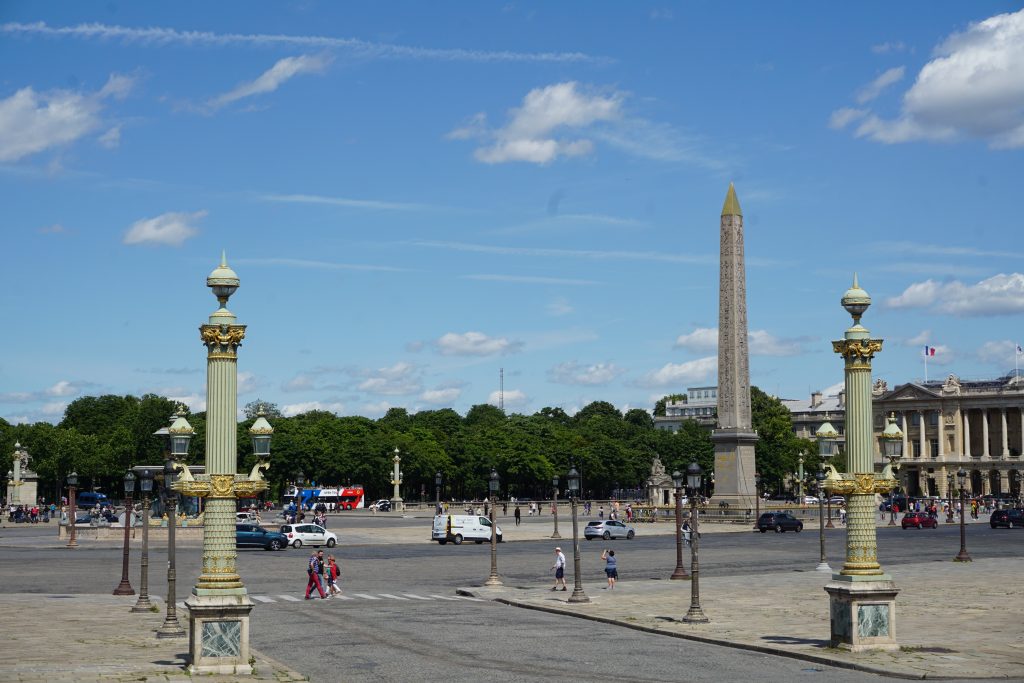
[{"xmin": 901, "ymin": 512, "xmax": 938, "ymax": 529}]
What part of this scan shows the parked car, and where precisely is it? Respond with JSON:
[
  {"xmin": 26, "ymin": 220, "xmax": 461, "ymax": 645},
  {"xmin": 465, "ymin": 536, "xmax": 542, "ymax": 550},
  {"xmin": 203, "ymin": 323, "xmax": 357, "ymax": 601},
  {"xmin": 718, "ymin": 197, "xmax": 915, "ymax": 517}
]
[
  {"xmin": 757, "ymin": 512, "xmax": 803, "ymax": 533},
  {"xmin": 236, "ymin": 524, "xmax": 288, "ymax": 551},
  {"xmin": 990, "ymin": 508, "xmax": 1024, "ymax": 529},
  {"xmin": 802, "ymin": 495, "xmax": 819, "ymax": 505},
  {"xmin": 901, "ymin": 512, "xmax": 938, "ymax": 529},
  {"xmin": 279, "ymin": 523, "xmax": 338, "ymax": 548},
  {"xmin": 583, "ymin": 520, "xmax": 636, "ymax": 540},
  {"xmin": 827, "ymin": 496, "xmax": 845, "ymax": 505},
  {"xmin": 368, "ymin": 499, "xmax": 392, "ymax": 512}
]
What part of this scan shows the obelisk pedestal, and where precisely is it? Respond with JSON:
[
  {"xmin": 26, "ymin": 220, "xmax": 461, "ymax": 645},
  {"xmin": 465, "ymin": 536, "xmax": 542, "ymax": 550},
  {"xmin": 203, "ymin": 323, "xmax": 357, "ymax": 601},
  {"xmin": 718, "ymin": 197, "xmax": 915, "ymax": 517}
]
[{"xmin": 711, "ymin": 184, "xmax": 758, "ymax": 510}]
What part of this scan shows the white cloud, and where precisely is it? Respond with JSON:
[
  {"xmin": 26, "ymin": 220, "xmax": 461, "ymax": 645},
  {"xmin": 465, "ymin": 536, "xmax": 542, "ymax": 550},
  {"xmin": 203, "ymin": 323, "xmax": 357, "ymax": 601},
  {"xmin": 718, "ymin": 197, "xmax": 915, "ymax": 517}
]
[
  {"xmin": 0, "ymin": 379, "xmax": 92, "ymax": 404},
  {"xmin": 260, "ymin": 193, "xmax": 432, "ymax": 211},
  {"xmin": 674, "ymin": 327, "xmax": 805, "ymax": 356},
  {"xmin": 123, "ymin": 210, "xmax": 205, "ymax": 247},
  {"xmin": 886, "ymin": 274, "xmax": 1024, "ymax": 316},
  {"xmin": 419, "ymin": 387, "xmax": 462, "ymax": 405},
  {"xmin": 436, "ymin": 331, "xmax": 523, "ymax": 356},
  {"xmin": 549, "ymin": 361, "xmax": 624, "ymax": 386},
  {"xmin": 921, "ymin": 344, "xmax": 955, "ymax": 366},
  {"xmin": 38, "ymin": 223, "xmax": 67, "ymax": 234},
  {"xmin": 828, "ymin": 107, "xmax": 867, "ymax": 130},
  {"xmin": 282, "ymin": 401, "xmax": 346, "ymax": 417},
  {"xmin": 488, "ymin": 389, "xmax": 529, "ymax": 409},
  {"xmin": 855, "ymin": 67, "xmax": 905, "ymax": 104},
  {"xmin": 2, "ymin": 21, "xmax": 603, "ymax": 65},
  {"xmin": 237, "ymin": 371, "xmax": 263, "ymax": 394},
  {"xmin": 871, "ymin": 41, "xmax": 908, "ymax": 54},
  {"xmin": 361, "ymin": 401, "xmax": 394, "ymax": 417},
  {"xmin": 98, "ymin": 125, "xmax": 121, "ymax": 148},
  {"xmin": 411, "ymin": 240, "xmax": 716, "ymax": 266},
  {"xmin": 209, "ymin": 54, "xmax": 330, "ymax": 110},
  {"xmin": 546, "ymin": 297, "xmax": 573, "ymax": 317},
  {"xmin": 46, "ymin": 380, "xmax": 80, "ymax": 397},
  {"xmin": 636, "ymin": 356, "xmax": 717, "ymax": 389},
  {"xmin": 39, "ymin": 401, "xmax": 68, "ymax": 416},
  {"xmin": 461, "ymin": 274, "xmax": 598, "ymax": 286},
  {"xmin": 0, "ymin": 73, "xmax": 133, "ymax": 162},
  {"xmin": 837, "ymin": 9, "xmax": 1024, "ymax": 148},
  {"xmin": 821, "ymin": 381, "xmax": 845, "ymax": 397},
  {"xmin": 978, "ymin": 340, "xmax": 1021, "ymax": 367},
  {"xmin": 906, "ymin": 330, "xmax": 931, "ymax": 346},
  {"xmin": 282, "ymin": 373, "xmax": 315, "ymax": 392},
  {"xmin": 357, "ymin": 362, "xmax": 421, "ymax": 395}
]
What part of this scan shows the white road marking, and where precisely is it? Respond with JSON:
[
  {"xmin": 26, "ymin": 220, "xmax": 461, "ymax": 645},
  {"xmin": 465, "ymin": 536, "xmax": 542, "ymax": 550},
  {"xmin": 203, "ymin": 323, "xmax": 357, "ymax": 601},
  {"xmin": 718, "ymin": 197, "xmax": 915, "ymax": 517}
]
[
  {"xmin": 252, "ymin": 595, "xmax": 276, "ymax": 603},
  {"xmin": 401, "ymin": 593, "xmax": 433, "ymax": 600},
  {"xmin": 455, "ymin": 596, "xmax": 484, "ymax": 602},
  {"xmin": 377, "ymin": 593, "xmax": 410, "ymax": 600},
  {"xmin": 278, "ymin": 595, "xmax": 301, "ymax": 602},
  {"xmin": 352, "ymin": 593, "xmax": 381, "ymax": 600},
  {"xmin": 332, "ymin": 595, "xmax": 353, "ymax": 600},
  {"xmin": 428, "ymin": 594, "xmax": 459, "ymax": 601}
]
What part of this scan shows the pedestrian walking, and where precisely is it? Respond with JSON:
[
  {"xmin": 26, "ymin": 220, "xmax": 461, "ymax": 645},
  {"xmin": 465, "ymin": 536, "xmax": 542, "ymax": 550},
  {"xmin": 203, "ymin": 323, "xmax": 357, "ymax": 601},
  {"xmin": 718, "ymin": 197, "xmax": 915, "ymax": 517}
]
[
  {"xmin": 601, "ymin": 549, "xmax": 617, "ymax": 589},
  {"xmin": 503, "ymin": 502, "xmax": 508, "ymax": 516},
  {"xmin": 598, "ymin": 505, "xmax": 604, "ymax": 519},
  {"xmin": 681, "ymin": 520, "xmax": 692, "ymax": 546},
  {"xmin": 514, "ymin": 505, "xmax": 521, "ymax": 526},
  {"xmin": 550, "ymin": 547, "xmax": 567, "ymax": 591},
  {"xmin": 325, "ymin": 555, "xmax": 341, "ymax": 597},
  {"xmin": 305, "ymin": 550, "xmax": 327, "ymax": 600}
]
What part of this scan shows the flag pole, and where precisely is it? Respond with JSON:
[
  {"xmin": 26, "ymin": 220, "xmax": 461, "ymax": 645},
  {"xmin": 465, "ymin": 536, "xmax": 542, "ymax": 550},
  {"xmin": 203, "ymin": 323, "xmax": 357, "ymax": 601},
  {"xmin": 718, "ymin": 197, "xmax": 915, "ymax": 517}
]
[{"xmin": 924, "ymin": 347, "xmax": 929, "ymax": 383}]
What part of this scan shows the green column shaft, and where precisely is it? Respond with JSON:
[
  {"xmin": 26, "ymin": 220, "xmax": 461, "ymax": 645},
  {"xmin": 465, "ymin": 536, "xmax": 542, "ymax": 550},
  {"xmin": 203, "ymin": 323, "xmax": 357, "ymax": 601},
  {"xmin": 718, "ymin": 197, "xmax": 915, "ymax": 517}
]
[
  {"xmin": 841, "ymin": 357, "xmax": 882, "ymax": 576},
  {"xmin": 206, "ymin": 356, "xmax": 237, "ymax": 476}
]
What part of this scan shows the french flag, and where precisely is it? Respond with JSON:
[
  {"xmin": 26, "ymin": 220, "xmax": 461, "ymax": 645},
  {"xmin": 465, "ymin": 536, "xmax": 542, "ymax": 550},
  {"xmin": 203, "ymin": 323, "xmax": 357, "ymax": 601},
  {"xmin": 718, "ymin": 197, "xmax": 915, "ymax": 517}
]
[{"xmin": 924, "ymin": 346, "xmax": 936, "ymax": 357}]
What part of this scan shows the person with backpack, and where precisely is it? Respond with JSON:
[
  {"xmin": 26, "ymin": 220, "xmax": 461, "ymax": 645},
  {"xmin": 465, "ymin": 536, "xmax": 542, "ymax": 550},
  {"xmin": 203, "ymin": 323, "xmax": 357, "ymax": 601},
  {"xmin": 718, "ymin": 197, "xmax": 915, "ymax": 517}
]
[
  {"xmin": 305, "ymin": 550, "xmax": 327, "ymax": 600},
  {"xmin": 325, "ymin": 555, "xmax": 341, "ymax": 598}
]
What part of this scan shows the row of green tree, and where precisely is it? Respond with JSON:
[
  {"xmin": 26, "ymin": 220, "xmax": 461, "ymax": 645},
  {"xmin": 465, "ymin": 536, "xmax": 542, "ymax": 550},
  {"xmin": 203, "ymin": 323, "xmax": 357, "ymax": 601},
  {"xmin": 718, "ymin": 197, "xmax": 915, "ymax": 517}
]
[{"xmin": 1, "ymin": 388, "xmax": 829, "ymax": 505}]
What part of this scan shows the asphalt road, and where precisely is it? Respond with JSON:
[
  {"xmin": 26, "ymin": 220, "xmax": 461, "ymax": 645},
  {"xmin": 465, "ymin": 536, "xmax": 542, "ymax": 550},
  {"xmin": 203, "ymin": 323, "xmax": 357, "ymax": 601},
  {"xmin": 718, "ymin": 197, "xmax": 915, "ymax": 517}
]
[{"xmin": 1, "ymin": 519, "xmax": 1019, "ymax": 681}]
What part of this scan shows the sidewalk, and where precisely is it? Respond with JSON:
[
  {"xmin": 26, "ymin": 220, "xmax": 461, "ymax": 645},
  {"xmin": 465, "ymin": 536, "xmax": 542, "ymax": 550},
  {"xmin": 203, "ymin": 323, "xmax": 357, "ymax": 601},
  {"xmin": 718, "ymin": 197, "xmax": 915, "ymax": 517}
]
[
  {"xmin": 0, "ymin": 593, "xmax": 307, "ymax": 682},
  {"xmin": 460, "ymin": 557, "xmax": 1024, "ymax": 680}
]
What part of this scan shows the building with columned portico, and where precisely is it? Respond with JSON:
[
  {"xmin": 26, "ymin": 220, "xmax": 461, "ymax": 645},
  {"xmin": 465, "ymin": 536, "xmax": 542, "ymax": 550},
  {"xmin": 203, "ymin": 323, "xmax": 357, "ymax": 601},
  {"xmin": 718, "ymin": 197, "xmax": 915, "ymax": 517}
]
[{"xmin": 871, "ymin": 373, "xmax": 1024, "ymax": 500}]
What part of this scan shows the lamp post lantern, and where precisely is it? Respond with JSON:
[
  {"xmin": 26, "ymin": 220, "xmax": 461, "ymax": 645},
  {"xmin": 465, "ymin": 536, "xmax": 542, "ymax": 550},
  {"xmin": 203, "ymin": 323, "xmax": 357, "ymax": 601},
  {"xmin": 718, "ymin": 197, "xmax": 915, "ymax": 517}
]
[
  {"xmin": 484, "ymin": 468, "xmax": 502, "ymax": 587},
  {"xmin": 131, "ymin": 468, "xmax": 157, "ymax": 612},
  {"xmin": 156, "ymin": 409, "xmax": 190, "ymax": 638},
  {"xmin": 551, "ymin": 475, "xmax": 561, "ymax": 540},
  {"xmin": 682, "ymin": 462, "xmax": 708, "ymax": 623},
  {"xmin": 817, "ymin": 416, "xmax": 839, "ymax": 528},
  {"xmin": 815, "ymin": 467, "xmax": 831, "ymax": 573},
  {"xmin": 955, "ymin": 467, "xmax": 971, "ymax": 562},
  {"xmin": 670, "ymin": 469, "xmax": 689, "ymax": 580},
  {"xmin": 113, "ymin": 471, "xmax": 136, "ymax": 596},
  {"xmin": 821, "ymin": 275, "xmax": 900, "ymax": 652},
  {"xmin": 66, "ymin": 471, "xmax": 79, "ymax": 549},
  {"xmin": 566, "ymin": 465, "xmax": 589, "ymax": 603},
  {"xmin": 880, "ymin": 414, "xmax": 904, "ymax": 527}
]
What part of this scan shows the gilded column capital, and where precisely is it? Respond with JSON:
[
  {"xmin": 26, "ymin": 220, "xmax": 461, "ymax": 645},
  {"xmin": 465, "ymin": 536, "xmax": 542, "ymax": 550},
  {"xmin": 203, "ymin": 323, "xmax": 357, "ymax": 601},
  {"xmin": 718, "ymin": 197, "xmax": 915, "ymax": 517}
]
[
  {"xmin": 832, "ymin": 338, "xmax": 882, "ymax": 361},
  {"xmin": 200, "ymin": 323, "xmax": 246, "ymax": 358}
]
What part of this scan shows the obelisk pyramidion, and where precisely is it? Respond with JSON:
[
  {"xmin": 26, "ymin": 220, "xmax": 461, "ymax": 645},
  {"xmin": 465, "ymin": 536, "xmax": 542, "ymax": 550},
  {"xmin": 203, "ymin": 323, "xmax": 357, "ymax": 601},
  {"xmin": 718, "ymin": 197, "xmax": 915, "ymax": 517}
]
[{"xmin": 711, "ymin": 183, "xmax": 758, "ymax": 509}]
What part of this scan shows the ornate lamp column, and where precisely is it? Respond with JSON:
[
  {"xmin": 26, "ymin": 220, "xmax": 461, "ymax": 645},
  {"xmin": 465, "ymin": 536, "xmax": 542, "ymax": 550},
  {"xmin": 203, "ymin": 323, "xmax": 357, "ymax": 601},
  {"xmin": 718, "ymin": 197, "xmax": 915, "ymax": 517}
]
[
  {"xmin": 566, "ymin": 465, "xmax": 589, "ymax": 604},
  {"xmin": 113, "ymin": 471, "xmax": 136, "ymax": 596},
  {"xmin": 131, "ymin": 468, "xmax": 157, "ymax": 612},
  {"xmin": 817, "ymin": 417, "xmax": 839, "ymax": 528},
  {"xmin": 682, "ymin": 462, "xmax": 709, "ymax": 623},
  {"xmin": 173, "ymin": 253, "xmax": 270, "ymax": 675},
  {"xmin": 551, "ymin": 475, "xmax": 561, "ymax": 539},
  {"xmin": 157, "ymin": 410, "xmax": 191, "ymax": 639},
  {"xmin": 880, "ymin": 415, "xmax": 904, "ymax": 527},
  {"xmin": 822, "ymin": 276, "xmax": 900, "ymax": 652},
  {"xmin": 435, "ymin": 471, "xmax": 442, "ymax": 513},
  {"xmin": 797, "ymin": 452, "xmax": 805, "ymax": 502},
  {"xmin": 815, "ymin": 468, "xmax": 831, "ymax": 573},
  {"xmin": 390, "ymin": 448, "xmax": 404, "ymax": 512},
  {"xmin": 955, "ymin": 467, "xmax": 971, "ymax": 562},
  {"xmin": 484, "ymin": 468, "xmax": 502, "ymax": 586},
  {"xmin": 66, "ymin": 471, "xmax": 79, "ymax": 549},
  {"xmin": 670, "ymin": 469, "xmax": 689, "ymax": 580}
]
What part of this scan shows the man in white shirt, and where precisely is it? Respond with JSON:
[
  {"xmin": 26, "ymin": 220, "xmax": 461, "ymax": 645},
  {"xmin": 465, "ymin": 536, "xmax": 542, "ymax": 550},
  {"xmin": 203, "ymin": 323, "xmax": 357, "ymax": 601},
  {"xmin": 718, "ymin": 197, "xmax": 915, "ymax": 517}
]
[{"xmin": 551, "ymin": 547, "xmax": 567, "ymax": 591}]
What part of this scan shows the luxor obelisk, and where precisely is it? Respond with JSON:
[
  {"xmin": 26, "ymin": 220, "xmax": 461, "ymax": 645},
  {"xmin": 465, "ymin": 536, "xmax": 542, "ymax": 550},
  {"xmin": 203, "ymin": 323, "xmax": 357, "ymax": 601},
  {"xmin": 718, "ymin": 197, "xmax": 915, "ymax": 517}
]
[{"xmin": 711, "ymin": 184, "xmax": 758, "ymax": 509}]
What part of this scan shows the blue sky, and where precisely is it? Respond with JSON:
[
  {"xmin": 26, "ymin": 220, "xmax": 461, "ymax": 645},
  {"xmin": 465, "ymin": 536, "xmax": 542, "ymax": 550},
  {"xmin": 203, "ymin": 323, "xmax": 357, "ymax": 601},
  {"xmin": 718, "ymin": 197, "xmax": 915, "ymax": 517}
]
[{"xmin": 1, "ymin": 2, "xmax": 1022, "ymax": 423}]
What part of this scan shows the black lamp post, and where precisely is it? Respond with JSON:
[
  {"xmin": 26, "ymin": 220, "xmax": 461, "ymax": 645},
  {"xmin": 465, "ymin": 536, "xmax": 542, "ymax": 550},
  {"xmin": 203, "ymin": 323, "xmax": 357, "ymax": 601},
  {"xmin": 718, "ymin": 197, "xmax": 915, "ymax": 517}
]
[
  {"xmin": 485, "ymin": 468, "xmax": 502, "ymax": 586},
  {"xmin": 551, "ymin": 475, "xmax": 561, "ymax": 539},
  {"xmin": 66, "ymin": 471, "xmax": 79, "ymax": 549},
  {"xmin": 880, "ymin": 413, "xmax": 904, "ymax": 527},
  {"xmin": 131, "ymin": 468, "xmax": 156, "ymax": 611},
  {"xmin": 754, "ymin": 471, "xmax": 761, "ymax": 525},
  {"xmin": 955, "ymin": 467, "xmax": 971, "ymax": 562},
  {"xmin": 946, "ymin": 473, "xmax": 955, "ymax": 523},
  {"xmin": 114, "ymin": 471, "xmax": 136, "ymax": 596},
  {"xmin": 566, "ymin": 465, "xmax": 589, "ymax": 603},
  {"xmin": 157, "ymin": 459, "xmax": 185, "ymax": 637},
  {"xmin": 293, "ymin": 470, "xmax": 305, "ymax": 524},
  {"xmin": 435, "ymin": 471, "xmax": 442, "ymax": 513},
  {"xmin": 670, "ymin": 469, "xmax": 688, "ymax": 580},
  {"xmin": 815, "ymin": 467, "xmax": 831, "ymax": 573},
  {"xmin": 816, "ymin": 417, "xmax": 840, "ymax": 528},
  {"xmin": 682, "ymin": 461, "xmax": 708, "ymax": 623}
]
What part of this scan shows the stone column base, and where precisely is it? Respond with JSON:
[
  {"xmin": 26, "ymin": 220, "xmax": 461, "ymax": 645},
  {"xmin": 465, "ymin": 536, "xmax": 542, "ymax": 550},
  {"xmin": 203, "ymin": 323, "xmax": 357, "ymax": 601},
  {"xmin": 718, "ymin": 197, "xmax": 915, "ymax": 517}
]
[
  {"xmin": 185, "ymin": 591, "xmax": 255, "ymax": 675},
  {"xmin": 824, "ymin": 576, "xmax": 899, "ymax": 652}
]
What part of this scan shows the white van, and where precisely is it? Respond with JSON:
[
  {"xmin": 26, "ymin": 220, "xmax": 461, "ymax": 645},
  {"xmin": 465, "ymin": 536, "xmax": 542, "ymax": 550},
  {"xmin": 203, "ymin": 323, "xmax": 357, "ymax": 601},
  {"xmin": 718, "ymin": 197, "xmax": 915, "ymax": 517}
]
[{"xmin": 432, "ymin": 514, "xmax": 503, "ymax": 545}]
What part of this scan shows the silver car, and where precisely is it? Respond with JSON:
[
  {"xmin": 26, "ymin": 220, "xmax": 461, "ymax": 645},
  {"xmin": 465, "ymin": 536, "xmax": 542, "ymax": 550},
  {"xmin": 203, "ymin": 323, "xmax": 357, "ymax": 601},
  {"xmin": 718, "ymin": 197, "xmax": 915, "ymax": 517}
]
[{"xmin": 584, "ymin": 520, "xmax": 636, "ymax": 540}]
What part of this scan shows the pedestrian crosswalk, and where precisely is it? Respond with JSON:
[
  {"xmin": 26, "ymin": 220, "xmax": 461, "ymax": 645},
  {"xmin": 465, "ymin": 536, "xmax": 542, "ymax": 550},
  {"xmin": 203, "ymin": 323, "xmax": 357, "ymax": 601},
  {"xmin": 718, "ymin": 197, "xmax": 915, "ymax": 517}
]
[{"xmin": 161, "ymin": 592, "xmax": 483, "ymax": 610}]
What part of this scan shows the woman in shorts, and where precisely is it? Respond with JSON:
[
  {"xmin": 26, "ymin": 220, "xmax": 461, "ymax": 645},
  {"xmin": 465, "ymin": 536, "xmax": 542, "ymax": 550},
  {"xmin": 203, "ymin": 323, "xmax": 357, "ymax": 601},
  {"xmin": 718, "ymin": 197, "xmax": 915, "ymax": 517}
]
[{"xmin": 601, "ymin": 549, "xmax": 617, "ymax": 589}]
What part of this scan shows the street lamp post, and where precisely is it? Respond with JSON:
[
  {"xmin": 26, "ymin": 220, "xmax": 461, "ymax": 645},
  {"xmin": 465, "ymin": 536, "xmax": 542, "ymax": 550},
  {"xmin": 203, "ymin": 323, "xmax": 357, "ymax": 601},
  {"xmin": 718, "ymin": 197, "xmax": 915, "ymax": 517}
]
[
  {"xmin": 817, "ymin": 417, "xmax": 839, "ymax": 529},
  {"xmin": 955, "ymin": 467, "xmax": 971, "ymax": 562},
  {"xmin": 754, "ymin": 472, "xmax": 761, "ymax": 525},
  {"xmin": 797, "ymin": 452, "xmax": 805, "ymax": 502},
  {"xmin": 880, "ymin": 414, "xmax": 904, "ymax": 527},
  {"xmin": 485, "ymin": 468, "xmax": 502, "ymax": 586},
  {"xmin": 946, "ymin": 473, "xmax": 955, "ymax": 523},
  {"xmin": 682, "ymin": 462, "xmax": 708, "ymax": 623},
  {"xmin": 434, "ymin": 471, "xmax": 442, "ymax": 513},
  {"xmin": 566, "ymin": 466, "xmax": 589, "ymax": 603},
  {"xmin": 293, "ymin": 471, "xmax": 305, "ymax": 524},
  {"xmin": 114, "ymin": 471, "xmax": 136, "ymax": 596},
  {"xmin": 671, "ymin": 470, "xmax": 689, "ymax": 580},
  {"xmin": 66, "ymin": 471, "xmax": 79, "ymax": 549},
  {"xmin": 156, "ymin": 412, "xmax": 189, "ymax": 638},
  {"xmin": 815, "ymin": 468, "xmax": 831, "ymax": 573},
  {"xmin": 131, "ymin": 468, "xmax": 156, "ymax": 612},
  {"xmin": 551, "ymin": 475, "xmax": 561, "ymax": 539}
]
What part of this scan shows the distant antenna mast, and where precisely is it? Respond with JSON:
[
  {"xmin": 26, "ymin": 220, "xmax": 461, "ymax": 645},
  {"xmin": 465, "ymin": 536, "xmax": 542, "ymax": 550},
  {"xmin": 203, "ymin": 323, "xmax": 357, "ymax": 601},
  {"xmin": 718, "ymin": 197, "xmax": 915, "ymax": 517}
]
[{"xmin": 499, "ymin": 367, "xmax": 504, "ymax": 411}]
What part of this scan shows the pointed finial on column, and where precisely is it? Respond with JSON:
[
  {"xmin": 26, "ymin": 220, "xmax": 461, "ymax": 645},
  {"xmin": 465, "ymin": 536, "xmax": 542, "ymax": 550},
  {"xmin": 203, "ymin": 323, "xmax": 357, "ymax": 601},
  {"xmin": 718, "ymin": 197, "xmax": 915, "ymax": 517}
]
[{"xmin": 722, "ymin": 182, "xmax": 742, "ymax": 217}]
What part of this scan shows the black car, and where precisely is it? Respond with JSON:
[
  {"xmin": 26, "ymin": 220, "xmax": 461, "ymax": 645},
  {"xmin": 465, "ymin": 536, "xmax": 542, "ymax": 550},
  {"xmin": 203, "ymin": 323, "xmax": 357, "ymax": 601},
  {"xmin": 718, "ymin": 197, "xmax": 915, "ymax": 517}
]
[
  {"xmin": 757, "ymin": 512, "xmax": 803, "ymax": 533},
  {"xmin": 236, "ymin": 523, "xmax": 288, "ymax": 550},
  {"xmin": 990, "ymin": 508, "xmax": 1024, "ymax": 529}
]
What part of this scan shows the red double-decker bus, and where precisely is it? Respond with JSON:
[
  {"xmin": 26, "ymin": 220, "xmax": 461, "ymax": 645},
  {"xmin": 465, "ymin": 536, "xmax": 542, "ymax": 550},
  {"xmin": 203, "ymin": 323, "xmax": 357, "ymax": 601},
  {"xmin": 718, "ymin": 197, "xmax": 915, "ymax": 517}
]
[{"xmin": 283, "ymin": 485, "xmax": 365, "ymax": 510}]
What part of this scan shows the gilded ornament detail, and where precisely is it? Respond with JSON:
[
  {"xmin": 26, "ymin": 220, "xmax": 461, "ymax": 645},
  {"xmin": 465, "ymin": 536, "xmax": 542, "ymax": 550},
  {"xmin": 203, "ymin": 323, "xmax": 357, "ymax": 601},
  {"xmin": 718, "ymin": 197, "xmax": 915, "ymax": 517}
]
[{"xmin": 832, "ymin": 338, "xmax": 883, "ymax": 360}]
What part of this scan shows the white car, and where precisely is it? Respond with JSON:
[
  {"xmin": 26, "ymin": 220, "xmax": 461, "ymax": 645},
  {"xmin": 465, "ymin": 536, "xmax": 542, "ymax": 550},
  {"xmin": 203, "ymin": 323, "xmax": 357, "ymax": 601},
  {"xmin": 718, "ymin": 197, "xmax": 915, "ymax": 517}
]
[
  {"xmin": 368, "ymin": 499, "xmax": 392, "ymax": 512},
  {"xmin": 279, "ymin": 523, "xmax": 337, "ymax": 548},
  {"xmin": 803, "ymin": 495, "xmax": 820, "ymax": 505}
]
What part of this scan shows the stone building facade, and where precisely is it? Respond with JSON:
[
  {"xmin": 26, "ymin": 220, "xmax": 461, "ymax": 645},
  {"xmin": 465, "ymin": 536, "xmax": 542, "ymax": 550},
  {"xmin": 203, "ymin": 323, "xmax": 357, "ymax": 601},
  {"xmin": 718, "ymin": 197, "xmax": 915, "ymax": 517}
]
[
  {"xmin": 653, "ymin": 386, "xmax": 717, "ymax": 432},
  {"xmin": 872, "ymin": 374, "xmax": 1024, "ymax": 499}
]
